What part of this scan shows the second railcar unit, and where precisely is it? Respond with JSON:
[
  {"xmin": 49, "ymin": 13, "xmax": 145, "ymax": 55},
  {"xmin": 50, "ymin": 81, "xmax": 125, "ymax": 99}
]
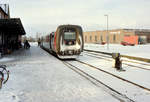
[{"xmin": 41, "ymin": 25, "xmax": 84, "ymax": 59}]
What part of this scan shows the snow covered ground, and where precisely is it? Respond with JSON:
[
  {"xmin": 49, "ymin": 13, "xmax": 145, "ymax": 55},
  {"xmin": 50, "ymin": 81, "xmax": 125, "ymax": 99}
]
[
  {"xmin": 0, "ymin": 43, "xmax": 150, "ymax": 102},
  {"xmin": 0, "ymin": 43, "xmax": 119, "ymax": 102},
  {"xmin": 81, "ymin": 43, "xmax": 150, "ymax": 102},
  {"xmin": 84, "ymin": 43, "xmax": 150, "ymax": 59},
  {"xmin": 76, "ymin": 53, "xmax": 150, "ymax": 102}
]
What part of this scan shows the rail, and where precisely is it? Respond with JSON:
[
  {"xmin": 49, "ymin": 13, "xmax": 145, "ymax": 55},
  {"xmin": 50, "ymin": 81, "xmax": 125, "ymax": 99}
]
[
  {"xmin": 84, "ymin": 49, "xmax": 150, "ymax": 63},
  {"xmin": 76, "ymin": 59, "xmax": 150, "ymax": 92},
  {"xmin": 63, "ymin": 61, "xmax": 134, "ymax": 102}
]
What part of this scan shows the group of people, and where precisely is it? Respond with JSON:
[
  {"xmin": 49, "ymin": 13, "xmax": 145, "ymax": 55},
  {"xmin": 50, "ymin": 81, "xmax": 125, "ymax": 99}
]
[
  {"xmin": 7, "ymin": 40, "xmax": 22, "ymax": 51},
  {"xmin": 24, "ymin": 40, "xmax": 30, "ymax": 49},
  {"xmin": 0, "ymin": 40, "xmax": 30, "ymax": 55},
  {"xmin": 22, "ymin": 38, "xmax": 41, "ymax": 49},
  {"xmin": 9, "ymin": 39, "xmax": 41, "ymax": 50},
  {"xmin": 24, "ymin": 38, "xmax": 41, "ymax": 49},
  {"xmin": 0, "ymin": 39, "xmax": 42, "ymax": 55}
]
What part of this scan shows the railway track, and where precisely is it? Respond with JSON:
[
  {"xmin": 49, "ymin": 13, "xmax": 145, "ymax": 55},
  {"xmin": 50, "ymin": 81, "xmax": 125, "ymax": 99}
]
[
  {"xmin": 84, "ymin": 51, "xmax": 112, "ymax": 59},
  {"xmin": 84, "ymin": 51, "xmax": 150, "ymax": 71},
  {"xmin": 63, "ymin": 59, "xmax": 150, "ymax": 102},
  {"xmin": 42, "ymin": 47, "xmax": 150, "ymax": 101},
  {"xmin": 75, "ymin": 59, "xmax": 150, "ymax": 92},
  {"xmin": 62, "ymin": 61, "xmax": 134, "ymax": 102},
  {"xmin": 84, "ymin": 49, "xmax": 150, "ymax": 63},
  {"xmin": 84, "ymin": 50, "xmax": 150, "ymax": 66}
]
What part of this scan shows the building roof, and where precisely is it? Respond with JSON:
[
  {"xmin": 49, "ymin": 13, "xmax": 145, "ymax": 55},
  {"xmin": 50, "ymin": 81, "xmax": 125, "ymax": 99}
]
[
  {"xmin": 123, "ymin": 29, "xmax": 150, "ymax": 32},
  {"xmin": 0, "ymin": 18, "xmax": 26, "ymax": 35}
]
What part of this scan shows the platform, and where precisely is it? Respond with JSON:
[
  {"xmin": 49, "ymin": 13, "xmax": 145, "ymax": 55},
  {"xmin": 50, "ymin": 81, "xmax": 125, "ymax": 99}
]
[{"xmin": 0, "ymin": 43, "xmax": 118, "ymax": 102}]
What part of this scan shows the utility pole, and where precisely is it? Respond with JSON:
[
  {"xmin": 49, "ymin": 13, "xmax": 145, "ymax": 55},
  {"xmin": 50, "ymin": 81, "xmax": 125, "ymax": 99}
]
[{"xmin": 104, "ymin": 14, "xmax": 109, "ymax": 50}]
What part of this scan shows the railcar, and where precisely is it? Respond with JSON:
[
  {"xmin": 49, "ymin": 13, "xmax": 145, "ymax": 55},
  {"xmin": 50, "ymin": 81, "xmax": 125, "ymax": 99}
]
[{"xmin": 41, "ymin": 25, "xmax": 84, "ymax": 59}]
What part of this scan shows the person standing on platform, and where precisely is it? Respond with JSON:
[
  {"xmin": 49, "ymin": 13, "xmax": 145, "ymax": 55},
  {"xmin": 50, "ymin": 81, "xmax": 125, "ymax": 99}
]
[
  {"xmin": 24, "ymin": 40, "xmax": 30, "ymax": 49},
  {"xmin": 38, "ymin": 38, "xmax": 41, "ymax": 46}
]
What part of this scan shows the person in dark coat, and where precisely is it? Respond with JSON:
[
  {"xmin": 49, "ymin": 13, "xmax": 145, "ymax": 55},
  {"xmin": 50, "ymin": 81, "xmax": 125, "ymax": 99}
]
[
  {"xmin": 38, "ymin": 38, "xmax": 41, "ymax": 46},
  {"xmin": 115, "ymin": 56, "xmax": 121, "ymax": 70},
  {"xmin": 24, "ymin": 40, "xmax": 30, "ymax": 49}
]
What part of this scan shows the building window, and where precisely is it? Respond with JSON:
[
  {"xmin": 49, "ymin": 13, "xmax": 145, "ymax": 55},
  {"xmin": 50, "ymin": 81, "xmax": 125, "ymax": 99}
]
[
  {"xmin": 85, "ymin": 36, "xmax": 87, "ymax": 42},
  {"xmin": 95, "ymin": 36, "xmax": 97, "ymax": 42},
  {"xmin": 1, "ymin": 14, "xmax": 4, "ymax": 19},
  {"xmin": 100, "ymin": 36, "xmax": 103, "ymax": 42},
  {"xmin": 90, "ymin": 36, "xmax": 92, "ymax": 41},
  {"xmin": 0, "ymin": 12, "xmax": 4, "ymax": 19},
  {"xmin": 0, "ymin": 13, "xmax": 2, "ymax": 19},
  {"xmin": 113, "ymin": 35, "xmax": 116, "ymax": 42}
]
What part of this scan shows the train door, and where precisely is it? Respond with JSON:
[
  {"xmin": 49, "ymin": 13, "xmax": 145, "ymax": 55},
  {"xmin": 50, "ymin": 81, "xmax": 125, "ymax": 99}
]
[
  {"xmin": 50, "ymin": 33, "xmax": 52, "ymax": 49},
  {"xmin": 50, "ymin": 32, "xmax": 55, "ymax": 51}
]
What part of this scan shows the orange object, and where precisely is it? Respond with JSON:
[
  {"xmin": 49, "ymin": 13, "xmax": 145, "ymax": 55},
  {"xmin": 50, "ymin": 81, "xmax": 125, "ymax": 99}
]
[{"xmin": 123, "ymin": 36, "xmax": 138, "ymax": 45}]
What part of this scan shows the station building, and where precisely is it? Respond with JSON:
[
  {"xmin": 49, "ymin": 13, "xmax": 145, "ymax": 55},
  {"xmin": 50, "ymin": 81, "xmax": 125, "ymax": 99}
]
[
  {"xmin": 0, "ymin": 4, "xmax": 25, "ymax": 54},
  {"xmin": 84, "ymin": 29, "xmax": 150, "ymax": 45}
]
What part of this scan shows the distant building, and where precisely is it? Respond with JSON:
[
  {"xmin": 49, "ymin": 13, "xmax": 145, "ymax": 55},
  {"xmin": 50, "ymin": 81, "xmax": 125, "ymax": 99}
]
[{"xmin": 84, "ymin": 29, "xmax": 150, "ymax": 44}]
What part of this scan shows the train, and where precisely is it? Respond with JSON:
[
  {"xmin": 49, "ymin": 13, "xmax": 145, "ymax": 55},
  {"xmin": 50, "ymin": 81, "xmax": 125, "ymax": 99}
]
[{"xmin": 41, "ymin": 25, "xmax": 84, "ymax": 59}]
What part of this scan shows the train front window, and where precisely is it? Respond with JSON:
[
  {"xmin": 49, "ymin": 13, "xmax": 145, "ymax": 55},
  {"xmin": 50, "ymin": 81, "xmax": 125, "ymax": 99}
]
[{"xmin": 64, "ymin": 32, "xmax": 76, "ymax": 40}]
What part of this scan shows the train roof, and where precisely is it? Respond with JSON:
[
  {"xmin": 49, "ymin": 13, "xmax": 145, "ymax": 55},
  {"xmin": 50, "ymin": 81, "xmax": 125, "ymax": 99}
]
[{"xmin": 57, "ymin": 24, "xmax": 82, "ymax": 29}]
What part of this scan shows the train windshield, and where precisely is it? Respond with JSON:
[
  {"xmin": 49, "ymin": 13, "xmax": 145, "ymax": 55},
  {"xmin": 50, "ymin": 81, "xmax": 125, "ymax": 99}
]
[{"xmin": 64, "ymin": 32, "xmax": 76, "ymax": 40}]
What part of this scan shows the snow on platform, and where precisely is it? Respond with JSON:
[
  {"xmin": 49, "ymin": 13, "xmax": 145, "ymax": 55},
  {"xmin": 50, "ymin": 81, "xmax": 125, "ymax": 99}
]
[{"xmin": 0, "ymin": 44, "xmax": 119, "ymax": 102}]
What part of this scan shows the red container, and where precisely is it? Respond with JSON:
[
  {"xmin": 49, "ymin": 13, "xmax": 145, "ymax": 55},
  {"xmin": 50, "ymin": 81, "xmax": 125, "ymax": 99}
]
[{"xmin": 122, "ymin": 36, "xmax": 138, "ymax": 45}]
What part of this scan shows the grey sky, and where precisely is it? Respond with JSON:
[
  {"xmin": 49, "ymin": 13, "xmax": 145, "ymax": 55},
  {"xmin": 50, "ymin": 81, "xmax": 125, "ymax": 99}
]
[{"xmin": 1, "ymin": 0, "xmax": 150, "ymax": 37}]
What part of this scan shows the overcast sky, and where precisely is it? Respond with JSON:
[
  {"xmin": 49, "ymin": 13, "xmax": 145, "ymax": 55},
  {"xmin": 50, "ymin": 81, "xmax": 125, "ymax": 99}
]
[{"xmin": 1, "ymin": 0, "xmax": 150, "ymax": 37}]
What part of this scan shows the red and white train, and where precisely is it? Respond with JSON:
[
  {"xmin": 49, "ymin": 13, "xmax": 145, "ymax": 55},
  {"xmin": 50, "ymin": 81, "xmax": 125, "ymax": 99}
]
[{"xmin": 41, "ymin": 25, "xmax": 84, "ymax": 59}]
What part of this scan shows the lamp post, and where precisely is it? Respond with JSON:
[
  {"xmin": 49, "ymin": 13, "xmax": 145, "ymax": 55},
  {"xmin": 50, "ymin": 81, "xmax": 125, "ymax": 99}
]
[{"xmin": 104, "ymin": 14, "xmax": 109, "ymax": 50}]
